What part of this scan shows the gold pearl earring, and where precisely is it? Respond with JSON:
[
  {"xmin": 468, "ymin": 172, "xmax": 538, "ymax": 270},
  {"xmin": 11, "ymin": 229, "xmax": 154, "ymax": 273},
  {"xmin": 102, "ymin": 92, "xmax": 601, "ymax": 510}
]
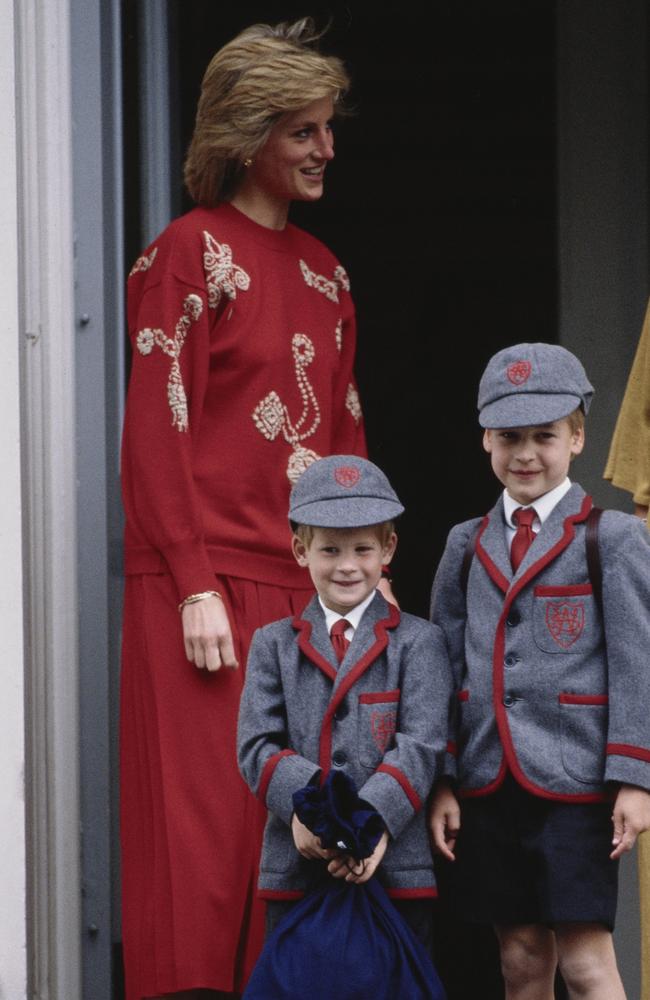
[{"xmin": 243, "ymin": 158, "xmax": 253, "ymax": 168}]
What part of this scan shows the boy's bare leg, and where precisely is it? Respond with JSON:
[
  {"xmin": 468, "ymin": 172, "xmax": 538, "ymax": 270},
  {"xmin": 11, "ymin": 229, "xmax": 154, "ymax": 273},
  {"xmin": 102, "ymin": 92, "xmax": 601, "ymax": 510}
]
[
  {"xmin": 495, "ymin": 924, "xmax": 557, "ymax": 1000},
  {"xmin": 555, "ymin": 924, "xmax": 625, "ymax": 999}
]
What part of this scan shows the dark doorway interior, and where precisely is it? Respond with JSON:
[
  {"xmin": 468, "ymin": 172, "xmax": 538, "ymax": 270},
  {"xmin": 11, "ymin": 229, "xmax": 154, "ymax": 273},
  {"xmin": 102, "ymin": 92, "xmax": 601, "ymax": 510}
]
[
  {"xmin": 122, "ymin": 3, "xmax": 557, "ymax": 997},
  {"xmin": 166, "ymin": 0, "xmax": 558, "ymax": 620}
]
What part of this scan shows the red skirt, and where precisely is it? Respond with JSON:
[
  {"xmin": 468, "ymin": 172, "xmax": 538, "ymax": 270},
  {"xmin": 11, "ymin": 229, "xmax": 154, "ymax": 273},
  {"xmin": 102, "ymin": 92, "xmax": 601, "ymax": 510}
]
[{"xmin": 120, "ymin": 572, "xmax": 314, "ymax": 999}]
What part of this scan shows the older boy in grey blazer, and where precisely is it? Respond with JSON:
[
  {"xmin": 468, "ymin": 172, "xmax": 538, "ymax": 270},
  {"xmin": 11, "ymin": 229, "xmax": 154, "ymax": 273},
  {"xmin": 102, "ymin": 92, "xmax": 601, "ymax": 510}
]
[
  {"xmin": 430, "ymin": 343, "xmax": 650, "ymax": 999},
  {"xmin": 238, "ymin": 455, "xmax": 450, "ymax": 946}
]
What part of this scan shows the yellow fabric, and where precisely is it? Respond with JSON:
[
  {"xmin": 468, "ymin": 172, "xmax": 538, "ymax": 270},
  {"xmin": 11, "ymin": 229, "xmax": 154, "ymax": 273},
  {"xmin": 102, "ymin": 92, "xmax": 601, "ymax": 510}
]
[
  {"xmin": 640, "ymin": 832, "xmax": 650, "ymax": 1000},
  {"xmin": 642, "ymin": 511, "xmax": 650, "ymax": 1000},
  {"xmin": 604, "ymin": 299, "xmax": 650, "ymax": 506}
]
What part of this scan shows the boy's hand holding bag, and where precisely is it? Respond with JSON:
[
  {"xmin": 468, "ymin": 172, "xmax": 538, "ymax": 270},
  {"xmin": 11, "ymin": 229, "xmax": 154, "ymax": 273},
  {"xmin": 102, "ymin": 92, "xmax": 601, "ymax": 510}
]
[{"xmin": 243, "ymin": 770, "xmax": 446, "ymax": 1000}]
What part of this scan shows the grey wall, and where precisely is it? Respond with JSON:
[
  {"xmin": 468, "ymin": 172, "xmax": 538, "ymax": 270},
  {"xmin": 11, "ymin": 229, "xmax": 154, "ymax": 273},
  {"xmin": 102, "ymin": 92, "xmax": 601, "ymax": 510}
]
[
  {"xmin": 557, "ymin": 0, "xmax": 649, "ymax": 507},
  {"xmin": 72, "ymin": 0, "xmax": 125, "ymax": 995},
  {"xmin": 557, "ymin": 2, "xmax": 649, "ymax": 995}
]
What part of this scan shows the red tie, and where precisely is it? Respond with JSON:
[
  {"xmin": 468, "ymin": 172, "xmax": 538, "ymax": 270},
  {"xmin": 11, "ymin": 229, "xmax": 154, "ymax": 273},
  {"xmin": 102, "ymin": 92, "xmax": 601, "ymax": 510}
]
[
  {"xmin": 330, "ymin": 619, "xmax": 351, "ymax": 663},
  {"xmin": 511, "ymin": 507, "xmax": 536, "ymax": 573}
]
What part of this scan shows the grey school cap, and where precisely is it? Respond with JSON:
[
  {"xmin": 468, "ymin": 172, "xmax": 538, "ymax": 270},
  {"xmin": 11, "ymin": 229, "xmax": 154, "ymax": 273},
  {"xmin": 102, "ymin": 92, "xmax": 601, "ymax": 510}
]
[
  {"xmin": 477, "ymin": 342, "xmax": 594, "ymax": 428},
  {"xmin": 288, "ymin": 455, "xmax": 404, "ymax": 528}
]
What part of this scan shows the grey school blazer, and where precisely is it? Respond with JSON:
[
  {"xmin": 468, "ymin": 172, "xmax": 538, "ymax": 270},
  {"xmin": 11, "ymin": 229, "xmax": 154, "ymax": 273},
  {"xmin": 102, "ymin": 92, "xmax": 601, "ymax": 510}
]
[
  {"xmin": 430, "ymin": 483, "xmax": 650, "ymax": 800},
  {"xmin": 237, "ymin": 591, "xmax": 451, "ymax": 898}
]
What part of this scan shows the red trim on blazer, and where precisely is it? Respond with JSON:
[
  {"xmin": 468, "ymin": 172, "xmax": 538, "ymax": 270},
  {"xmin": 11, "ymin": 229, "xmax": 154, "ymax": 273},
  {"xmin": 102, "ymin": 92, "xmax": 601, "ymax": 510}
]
[
  {"xmin": 607, "ymin": 743, "xmax": 650, "ymax": 763},
  {"xmin": 258, "ymin": 889, "xmax": 305, "ymax": 900},
  {"xmin": 457, "ymin": 689, "xmax": 469, "ymax": 702},
  {"xmin": 359, "ymin": 690, "xmax": 400, "ymax": 704},
  {"xmin": 460, "ymin": 496, "xmax": 612, "ymax": 803},
  {"xmin": 458, "ymin": 758, "xmax": 608, "ymax": 802},
  {"xmin": 559, "ymin": 693, "xmax": 609, "ymax": 706},
  {"xmin": 475, "ymin": 516, "xmax": 509, "ymax": 594},
  {"xmin": 258, "ymin": 749, "xmax": 297, "ymax": 804},
  {"xmin": 292, "ymin": 616, "xmax": 338, "ymax": 682},
  {"xmin": 489, "ymin": 497, "xmax": 609, "ymax": 801},
  {"xmin": 388, "ymin": 887, "xmax": 438, "ymax": 899},
  {"xmin": 259, "ymin": 886, "xmax": 438, "ymax": 900},
  {"xmin": 459, "ymin": 758, "xmax": 508, "ymax": 798},
  {"xmin": 535, "ymin": 584, "xmax": 593, "ymax": 597},
  {"xmin": 446, "ymin": 740, "xmax": 457, "ymax": 756},
  {"xmin": 318, "ymin": 603, "xmax": 401, "ymax": 779},
  {"xmin": 377, "ymin": 762, "xmax": 421, "ymax": 811}
]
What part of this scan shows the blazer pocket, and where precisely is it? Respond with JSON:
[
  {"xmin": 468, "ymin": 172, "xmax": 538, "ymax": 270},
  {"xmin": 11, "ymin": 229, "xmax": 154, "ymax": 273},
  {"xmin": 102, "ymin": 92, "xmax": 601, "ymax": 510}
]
[
  {"xmin": 559, "ymin": 692, "xmax": 608, "ymax": 784},
  {"xmin": 532, "ymin": 584, "xmax": 602, "ymax": 655},
  {"xmin": 357, "ymin": 690, "xmax": 400, "ymax": 768}
]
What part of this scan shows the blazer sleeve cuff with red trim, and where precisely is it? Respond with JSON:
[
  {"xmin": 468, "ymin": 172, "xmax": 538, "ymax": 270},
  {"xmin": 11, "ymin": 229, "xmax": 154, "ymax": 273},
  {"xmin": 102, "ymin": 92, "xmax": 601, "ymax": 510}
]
[
  {"xmin": 358, "ymin": 766, "xmax": 423, "ymax": 840},
  {"xmin": 605, "ymin": 745, "xmax": 650, "ymax": 792},
  {"xmin": 262, "ymin": 753, "xmax": 321, "ymax": 826}
]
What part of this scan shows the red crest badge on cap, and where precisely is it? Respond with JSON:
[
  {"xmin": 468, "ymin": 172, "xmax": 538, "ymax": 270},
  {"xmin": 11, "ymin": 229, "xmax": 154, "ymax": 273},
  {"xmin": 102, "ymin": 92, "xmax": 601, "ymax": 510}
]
[
  {"xmin": 507, "ymin": 360, "xmax": 532, "ymax": 385},
  {"xmin": 334, "ymin": 466, "xmax": 361, "ymax": 488}
]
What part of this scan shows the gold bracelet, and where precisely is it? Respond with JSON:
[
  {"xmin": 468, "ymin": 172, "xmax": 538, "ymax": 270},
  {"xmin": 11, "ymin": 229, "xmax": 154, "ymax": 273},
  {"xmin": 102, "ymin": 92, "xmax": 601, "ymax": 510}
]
[{"xmin": 178, "ymin": 590, "xmax": 222, "ymax": 614}]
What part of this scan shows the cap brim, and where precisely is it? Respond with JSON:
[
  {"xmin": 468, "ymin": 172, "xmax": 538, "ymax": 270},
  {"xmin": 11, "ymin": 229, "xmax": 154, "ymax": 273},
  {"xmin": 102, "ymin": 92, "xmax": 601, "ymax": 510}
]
[
  {"xmin": 289, "ymin": 497, "xmax": 405, "ymax": 528},
  {"xmin": 478, "ymin": 392, "xmax": 582, "ymax": 428}
]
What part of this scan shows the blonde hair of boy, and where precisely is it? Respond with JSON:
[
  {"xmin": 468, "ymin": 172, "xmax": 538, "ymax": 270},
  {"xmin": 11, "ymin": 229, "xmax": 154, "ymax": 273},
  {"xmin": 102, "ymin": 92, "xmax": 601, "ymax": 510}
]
[
  {"xmin": 292, "ymin": 521, "xmax": 395, "ymax": 549},
  {"xmin": 566, "ymin": 407, "xmax": 585, "ymax": 435}
]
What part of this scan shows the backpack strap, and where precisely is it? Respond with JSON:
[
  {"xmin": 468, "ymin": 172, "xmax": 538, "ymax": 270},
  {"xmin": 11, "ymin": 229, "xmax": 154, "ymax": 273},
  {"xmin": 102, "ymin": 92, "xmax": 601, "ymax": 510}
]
[
  {"xmin": 585, "ymin": 505, "xmax": 603, "ymax": 617},
  {"xmin": 460, "ymin": 506, "xmax": 603, "ymax": 607}
]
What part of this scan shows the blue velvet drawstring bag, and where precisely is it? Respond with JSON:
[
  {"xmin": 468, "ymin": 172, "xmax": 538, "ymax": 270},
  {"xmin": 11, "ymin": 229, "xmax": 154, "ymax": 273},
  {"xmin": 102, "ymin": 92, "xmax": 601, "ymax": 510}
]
[{"xmin": 243, "ymin": 771, "xmax": 446, "ymax": 1000}]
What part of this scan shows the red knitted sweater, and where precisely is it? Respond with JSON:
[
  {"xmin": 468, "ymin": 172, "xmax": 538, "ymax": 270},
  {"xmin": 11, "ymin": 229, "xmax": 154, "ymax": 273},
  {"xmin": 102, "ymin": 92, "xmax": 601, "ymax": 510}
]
[{"xmin": 121, "ymin": 202, "xmax": 367, "ymax": 598}]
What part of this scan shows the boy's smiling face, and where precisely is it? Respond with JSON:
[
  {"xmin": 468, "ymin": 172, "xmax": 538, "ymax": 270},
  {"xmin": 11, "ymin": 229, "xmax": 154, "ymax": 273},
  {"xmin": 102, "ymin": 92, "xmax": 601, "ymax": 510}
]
[
  {"xmin": 483, "ymin": 418, "xmax": 584, "ymax": 505},
  {"xmin": 292, "ymin": 526, "xmax": 396, "ymax": 616}
]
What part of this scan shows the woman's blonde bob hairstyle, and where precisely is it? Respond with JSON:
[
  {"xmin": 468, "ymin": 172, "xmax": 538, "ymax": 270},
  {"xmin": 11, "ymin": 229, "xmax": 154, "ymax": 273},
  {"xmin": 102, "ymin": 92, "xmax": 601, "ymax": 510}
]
[{"xmin": 184, "ymin": 18, "xmax": 350, "ymax": 207}]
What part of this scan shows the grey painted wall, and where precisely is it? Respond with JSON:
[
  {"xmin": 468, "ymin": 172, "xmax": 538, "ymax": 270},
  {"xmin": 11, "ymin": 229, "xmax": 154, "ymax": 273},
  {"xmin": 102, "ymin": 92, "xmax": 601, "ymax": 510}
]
[
  {"xmin": 557, "ymin": 0, "xmax": 649, "ymax": 506},
  {"xmin": 557, "ymin": 2, "xmax": 648, "ymax": 995}
]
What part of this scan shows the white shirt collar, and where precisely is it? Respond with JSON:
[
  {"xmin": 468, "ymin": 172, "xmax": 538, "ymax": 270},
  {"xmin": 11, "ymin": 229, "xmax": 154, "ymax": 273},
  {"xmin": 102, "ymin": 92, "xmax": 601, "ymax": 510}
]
[
  {"xmin": 503, "ymin": 477, "xmax": 572, "ymax": 530},
  {"xmin": 319, "ymin": 589, "xmax": 377, "ymax": 636}
]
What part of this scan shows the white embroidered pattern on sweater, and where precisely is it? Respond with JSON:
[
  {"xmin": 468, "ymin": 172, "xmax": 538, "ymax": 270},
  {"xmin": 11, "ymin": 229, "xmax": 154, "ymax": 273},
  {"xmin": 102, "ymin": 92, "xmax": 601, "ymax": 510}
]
[
  {"xmin": 202, "ymin": 230, "xmax": 250, "ymax": 309},
  {"xmin": 129, "ymin": 247, "xmax": 158, "ymax": 277},
  {"xmin": 252, "ymin": 333, "xmax": 323, "ymax": 483},
  {"xmin": 299, "ymin": 259, "xmax": 350, "ymax": 303},
  {"xmin": 345, "ymin": 384, "xmax": 363, "ymax": 424},
  {"xmin": 136, "ymin": 293, "xmax": 203, "ymax": 432}
]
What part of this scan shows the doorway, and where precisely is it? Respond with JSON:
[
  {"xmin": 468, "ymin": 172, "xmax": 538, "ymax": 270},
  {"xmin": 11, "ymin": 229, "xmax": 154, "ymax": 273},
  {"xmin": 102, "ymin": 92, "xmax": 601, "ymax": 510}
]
[{"xmin": 116, "ymin": 5, "xmax": 557, "ymax": 998}]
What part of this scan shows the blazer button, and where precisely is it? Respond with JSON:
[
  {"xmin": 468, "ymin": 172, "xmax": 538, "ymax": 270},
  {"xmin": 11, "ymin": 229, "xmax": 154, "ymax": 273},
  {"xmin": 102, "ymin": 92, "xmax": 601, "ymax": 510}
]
[
  {"xmin": 334, "ymin": 702, "xmax": 349, "ymax": 721},
  {"xmin": 332, "ymin": 751, "xmax": 347, "ymax": 767},
  {"xmin": 503, "ymin": 694, "xmax": 515, "ymax": 707},
  {"xmin": 507, "ymin": 610, "xmax": 520, "ymax": 626},
  {"xmin": 504, "ymin": 654, "xmax": 519, "ymax": 667}
]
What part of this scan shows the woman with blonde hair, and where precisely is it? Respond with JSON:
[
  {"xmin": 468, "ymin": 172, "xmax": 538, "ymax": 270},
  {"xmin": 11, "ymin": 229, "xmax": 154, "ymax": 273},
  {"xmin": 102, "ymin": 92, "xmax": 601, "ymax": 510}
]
[{"xmin": 120, "ymin": 18, "xmax": 367, "ymax": 1000}]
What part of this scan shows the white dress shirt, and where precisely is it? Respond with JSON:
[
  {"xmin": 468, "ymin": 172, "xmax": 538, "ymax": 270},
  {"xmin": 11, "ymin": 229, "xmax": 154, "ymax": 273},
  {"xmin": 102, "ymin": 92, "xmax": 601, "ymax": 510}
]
[
  {"xmin": 319, "ymin": 589, "xmax": 377, "ymax": 644},
  {"xmin": 503, "ymin": 478, "xmax": 572, "ymax": 553}
]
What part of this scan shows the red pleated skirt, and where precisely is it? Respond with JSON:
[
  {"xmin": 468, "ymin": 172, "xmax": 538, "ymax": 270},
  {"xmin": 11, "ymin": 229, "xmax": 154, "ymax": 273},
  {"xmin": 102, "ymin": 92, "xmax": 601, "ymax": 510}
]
[{"xmin": 120, "ymin": 572, "xmax": 314, "ymax": 999}]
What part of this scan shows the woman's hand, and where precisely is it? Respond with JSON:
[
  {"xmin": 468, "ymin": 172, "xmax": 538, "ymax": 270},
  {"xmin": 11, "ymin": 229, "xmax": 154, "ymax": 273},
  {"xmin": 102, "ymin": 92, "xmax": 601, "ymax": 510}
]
[
  {"xmin": 377, "ymin": 576, "xmax": 399, "ymax": 607},
  {"xmin": 182, "ymin": 595, "xmax": 238, "ymax": 672}
]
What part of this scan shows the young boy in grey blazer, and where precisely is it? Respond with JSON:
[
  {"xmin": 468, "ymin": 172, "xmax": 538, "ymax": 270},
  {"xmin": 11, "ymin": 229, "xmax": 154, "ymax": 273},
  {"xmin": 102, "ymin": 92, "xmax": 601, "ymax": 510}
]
[
  {"xmin": 429, "ymin": 342, "xmax": 650, "ymax": 999},
  {"xmin": 237, "ymin": 455, "xmax": 451, "ymax": 947}
]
